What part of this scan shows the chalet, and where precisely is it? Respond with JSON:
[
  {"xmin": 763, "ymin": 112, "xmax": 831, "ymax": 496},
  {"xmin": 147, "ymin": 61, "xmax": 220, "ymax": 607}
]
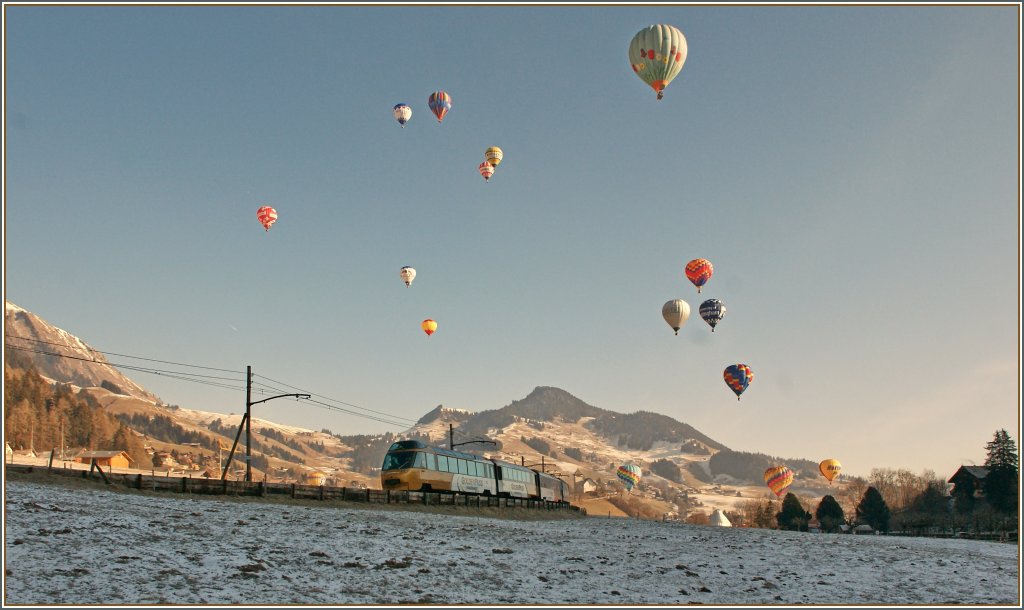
[
  {"xmin": 579, "ymin": 478, "xmax": 598, "ymax": 495},
  {"xmin": 807, "ymin": 517, "xmax": 821, "ymax": 533},
  {"xmin": 74, "ymin": 450, "xmax": 134, "ymax": 469},
  {"xmin": 948, "ymin": 465, "xmax": 988, "ymax": 498}
]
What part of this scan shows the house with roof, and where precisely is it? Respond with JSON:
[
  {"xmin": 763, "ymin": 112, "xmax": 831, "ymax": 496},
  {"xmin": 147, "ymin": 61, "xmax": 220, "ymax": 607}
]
[
  {"xmin": 948, "ymin": 465, "xmax": 988, "ymax": 499},
  {"xmin": 74, "ymin": 450, "xmax": 134, "ymax": 469}
]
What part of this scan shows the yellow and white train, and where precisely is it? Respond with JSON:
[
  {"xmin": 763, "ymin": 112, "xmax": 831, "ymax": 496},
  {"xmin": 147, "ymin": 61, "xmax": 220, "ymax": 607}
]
[{"xmin": 380, "ymin": 440, "xmax": 571, "ymax": 503}]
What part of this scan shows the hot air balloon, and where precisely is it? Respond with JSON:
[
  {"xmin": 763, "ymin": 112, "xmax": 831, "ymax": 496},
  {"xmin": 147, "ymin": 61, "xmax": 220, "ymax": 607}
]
[
  {"xmin": 479, "ymin": 161, "xmax": 495, "ymax": 182},
  {"xmin": 699, "ymin": 299, "xmax": 726, "ymax": 332},
  {"xmin": 819, "ymin": 459, "xmax": 842, "ymax": 484},
  {"xmin": 764, "ymin": 465, "xmax": 794, "ymax": 498},
  {"xmin": 616, "ymin": 464, "xmax": 642, "ymax": 493},
  {"xmin": 723, "ymin": 364, "xmax": 753, "ymax": 400},
  {"xmin": 256, "ymin": 206, "xmax": 277, "ymax": 232},
  {"xmin": 421, "ymin": 319, "xmax": 437, "ymax": 336},
  {"xmin": 400, "ymin": 266, "xmax": 416, "ymax": 287},
  {"xmin": 427, "ymin": 91, "xmax": 451, "ymax": 123},
  {"xmin": 685, "ymin": 259, "xmax": 713, "ymax": 293},
  {"xmin": 662, "ymin": 299, "xmax": 691, "ymax": 335},
  {"xmin": 393, "ymin": 103, "xmax": 412, "ymax": 127},
  {"xmin": 484, "ymin": 146, "xmax": 503, "ymax": 167},
  {"xmin": 628, "ymin": 24, "xmax": 688, "ymax": 100}
]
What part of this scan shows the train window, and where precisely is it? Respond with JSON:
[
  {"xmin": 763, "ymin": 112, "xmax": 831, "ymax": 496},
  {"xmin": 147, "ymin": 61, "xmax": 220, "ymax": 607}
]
[
  {"xmin": 437, "ymin": 455, "xmax": 449, "ymax": 472},
  {"xmin": 413, "ymin": 452, "xmax": 427, "ymax": 469},
  {"xmin": 382, "ymin": 452, "xmax": 417, "ymax": 470},
  {"xmin": 425, "ymin": 453, "xmax": 436, "ymax": 471},
  {"xmin": 459, "ymin": 459, "xmax": 469, "ymax": 475}
]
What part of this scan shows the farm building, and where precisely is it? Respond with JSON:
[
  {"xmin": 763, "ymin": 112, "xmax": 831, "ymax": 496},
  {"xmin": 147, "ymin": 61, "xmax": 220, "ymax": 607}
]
[{"xmin": 74, "ymin": 450, "xmax": 134, "ymax": 469}]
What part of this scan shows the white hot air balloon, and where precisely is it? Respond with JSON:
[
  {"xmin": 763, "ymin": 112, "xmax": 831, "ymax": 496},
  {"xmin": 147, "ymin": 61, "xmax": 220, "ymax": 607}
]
[
  {"xmin": 393, "ymin": 103, "xmax": 412, "ymax": 127},
  {"xmin": 662, "ymin": 299, "xmax": 691, "ymax": 335},
  {"xmin": 399, "ymin": 266, "xmax": 416, "ymax": 287}
]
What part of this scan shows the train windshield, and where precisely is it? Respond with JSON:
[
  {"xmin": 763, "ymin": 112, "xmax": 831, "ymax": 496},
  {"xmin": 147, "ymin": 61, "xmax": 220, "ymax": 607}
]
[{"xmin": 382, "ymin": 451, "xmax": 426, "ymax": 471}]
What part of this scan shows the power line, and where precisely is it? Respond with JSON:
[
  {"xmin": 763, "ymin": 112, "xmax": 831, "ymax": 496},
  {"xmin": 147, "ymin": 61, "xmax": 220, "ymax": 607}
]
[
  {"xmin": 5, "ymin": 335, "xmax": 242, "ymax": 373},
  {"xmin": 4, "ymin": 341, "xmax": 420, "ymax": 429}
]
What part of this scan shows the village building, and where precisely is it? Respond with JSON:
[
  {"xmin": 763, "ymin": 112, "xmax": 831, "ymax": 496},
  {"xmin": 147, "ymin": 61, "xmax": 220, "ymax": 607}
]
[
  {"xmin": 948, "ymin": 465, "xmax": 989, "ymax": 499},
  {"xmin": 74, "ymin": 450, "xmax": 134, "ymax": 469}
]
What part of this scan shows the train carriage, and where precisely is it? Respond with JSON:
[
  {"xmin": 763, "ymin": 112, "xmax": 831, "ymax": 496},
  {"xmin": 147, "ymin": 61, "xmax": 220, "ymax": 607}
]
[
  {"xmin": 381, "ymin": 440, "xmax": 497, "ymax": 495},
  {"xmin": 491, "ymin": 459, "xmax": 538, "ymax": 499},
  {"xmin": 536, "ymin": 471, "xmax": 571, "ymax": 503}
]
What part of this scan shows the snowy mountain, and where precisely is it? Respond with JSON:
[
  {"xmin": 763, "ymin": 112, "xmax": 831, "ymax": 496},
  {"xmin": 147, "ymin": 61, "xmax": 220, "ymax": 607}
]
[{"xmin": 4, "ymin": 301, "xmax": 160, "ymax": 403}]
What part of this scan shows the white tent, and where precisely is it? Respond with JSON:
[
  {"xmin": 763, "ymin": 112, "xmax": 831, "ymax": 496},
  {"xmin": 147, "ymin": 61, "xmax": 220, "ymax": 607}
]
[{"xmin": 709, "ymin": 508, "xmax": 732, "ymax": 527}]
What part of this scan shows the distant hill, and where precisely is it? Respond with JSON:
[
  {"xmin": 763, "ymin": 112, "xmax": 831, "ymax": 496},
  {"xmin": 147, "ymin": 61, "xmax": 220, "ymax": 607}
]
[{"xmin": 3, "ymin": 300, "xmax": 828, "ymax": 498}]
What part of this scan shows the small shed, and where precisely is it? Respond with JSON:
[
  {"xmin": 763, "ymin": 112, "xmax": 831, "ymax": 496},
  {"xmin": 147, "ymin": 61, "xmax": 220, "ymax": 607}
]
[
  {"xmin": 853, "ymin": 524, "xmax": 873, "ymax": 535},
  {"xmin": 74, "ymin": 450, "xmax": 134, "ymax": 469}
]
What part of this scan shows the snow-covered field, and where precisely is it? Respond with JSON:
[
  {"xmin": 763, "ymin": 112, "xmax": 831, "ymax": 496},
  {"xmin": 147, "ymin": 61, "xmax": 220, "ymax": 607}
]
[{"xmin": 3, "ymin": 478, "xmax": 1020, "ymax": 606}]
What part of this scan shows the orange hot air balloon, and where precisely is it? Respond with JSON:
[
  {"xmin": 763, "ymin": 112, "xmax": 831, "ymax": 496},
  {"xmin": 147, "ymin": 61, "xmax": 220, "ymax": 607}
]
[
  {"xmin": 421, "ymin": 319, "xmax": 437, "ymax": 336},
  {"xmin": 764, "ymin": 465, "xmax": 794, "ymax": 498},
  {"xmin": 256, "ymin": 206, "xmax": 278, "ymax": 232},
  {"xmin": 685, "ymin": 258, "xmax": 713, "ymax": 293},
  {"xmin": 819, "ymin": 459, "xmax": 842, "ymax": 484}
]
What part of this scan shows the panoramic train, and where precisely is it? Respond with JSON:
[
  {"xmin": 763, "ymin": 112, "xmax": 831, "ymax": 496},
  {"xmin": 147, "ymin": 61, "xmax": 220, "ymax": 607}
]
[{"xmin": 380, "ymin": 440, "xmax": 571, "ymax": 503}]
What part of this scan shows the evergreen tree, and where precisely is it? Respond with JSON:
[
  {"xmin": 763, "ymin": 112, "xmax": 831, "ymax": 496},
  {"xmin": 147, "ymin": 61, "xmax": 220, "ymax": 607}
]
[
  {"xmin": 814, "ymin": 495, "xmax": 846, "ymax": 533},
  {"xmin": 776, "ymin": 493, "xmax": 812, "ymax": 531},
  {"xmin": 982, "ymin": 429, "xmax": 1019, "ymax": 514},
  {"xmin": 855, "ymin": 486, "xmax": 891, "ymax": 532}
]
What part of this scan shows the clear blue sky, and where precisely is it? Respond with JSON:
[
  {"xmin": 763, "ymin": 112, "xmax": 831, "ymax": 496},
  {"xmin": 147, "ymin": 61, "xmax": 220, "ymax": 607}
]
[{"xmin": 3, "ymin": 2, "xmax": 1020, "ymax": 479}]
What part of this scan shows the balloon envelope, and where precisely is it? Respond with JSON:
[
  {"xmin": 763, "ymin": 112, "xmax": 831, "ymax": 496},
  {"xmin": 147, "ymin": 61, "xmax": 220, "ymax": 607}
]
[
  {"xmin": 819, "ymin": 459, "xmax": 842, "ymax": 483},
  {"xmin": 484, "ymin": 146, "xmax": 503, "ymax": 167},
  {"xmin": 400, "ymin": 266, "xmax": 416, "ymax": 287},
  {"xmin": 764, "ymin": 465, "xmax": 794, "ymax": 498},
  {"xmin": 685, "ymin": 259, "xmax": 713, "ymax": 293},
  {"xmin": 662, "ymin": 299, "xmax": 691, "ymax": 335},
  {"xmin": 393, "ymin": 103, "xmax": 412, "ymax": 127},
  {"xmin": 428, "ymin": 91, "xmax": 452, "ymax": 123},
  {"xmin": 421, "ymin": 319, "xmax": 437, "ymax": 336},
  {"xmin": 256, "ymin": 206, "xmax": 278, "ymax": 232},
  {"xmin": 699, "ymin": 299, "xmax": 726, "ymax": 332},
  {"xmin": 723, "ymin": 364, "xmax": 753, "ymax": 399},
  {"xmin": 628, "ymin": 24, "xmax": 688, "ymax": 100},
  {"xmin": 616, "ymin": 464, "xmax": 642, "ymax": 492},
  {"xmin": 479, "ymin": 161, "xmax": 495, "ymax": 181}
]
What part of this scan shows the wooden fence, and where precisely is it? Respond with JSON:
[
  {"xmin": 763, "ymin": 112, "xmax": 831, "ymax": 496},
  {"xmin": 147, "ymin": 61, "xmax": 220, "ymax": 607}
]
[{"xmin": 6, "ymin": 464, "xmax": 585, "ymax": 514}]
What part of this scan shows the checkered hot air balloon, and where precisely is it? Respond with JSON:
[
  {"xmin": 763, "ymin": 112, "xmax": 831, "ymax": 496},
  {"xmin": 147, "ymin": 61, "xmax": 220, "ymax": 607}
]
[
  {"xmin": 764, "ymin": 465, "xmax": 794, "ymax": 498},
  {"xmin": 685, "ymin": 258, "xmax": 713, "ymax": 293},
  {"xmin": 723, "ymin": 364, "xmax": 753, "ymax": 400},
  {"xmin": 616, "ymin": 464, "xmax": 642, "ymax": 493},
  {"xmin": 256, "ymin": 206, "xmax": 277, "ymax": 232}
]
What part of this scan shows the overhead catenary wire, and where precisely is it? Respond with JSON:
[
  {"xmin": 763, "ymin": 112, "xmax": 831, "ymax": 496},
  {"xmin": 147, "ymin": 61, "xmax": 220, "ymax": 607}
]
[{"xmin": 3, "ymin": 338, "xmax": 420, "ymax": 429}]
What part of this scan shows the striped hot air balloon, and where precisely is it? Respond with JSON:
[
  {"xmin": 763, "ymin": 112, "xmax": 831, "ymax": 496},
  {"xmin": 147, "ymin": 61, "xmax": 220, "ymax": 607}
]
[
  {"xmin": 428, "ymin": 91, "xmax": 452, "ymax": 123},
  {"xmin": 764, "ymin": 465, "xmax": 794, "ymax": 498},
  {"xmin": 479, "ymin": 161, "xmax": 495, "ymax": 182},
  {"xmin": 484, "ymin": 146, "xmax": 503, "ymax": 167},
  {"xmin": 616, "ymin": 464, "xmax": 642, "ymax": 492}
]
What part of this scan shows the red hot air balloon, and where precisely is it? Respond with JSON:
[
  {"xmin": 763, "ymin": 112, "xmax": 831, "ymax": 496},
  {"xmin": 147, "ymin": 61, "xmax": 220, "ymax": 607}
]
[
  {"xmin": 479, "ymin": 161, "xmax": 495, "ymax": 182},
  {"xmin": 685, "ymin": 258, "xmax": 713, "ymax": 293},
  {"xmin": 257, "ymin": 206, "xmax": 278, "ymax": 232}
]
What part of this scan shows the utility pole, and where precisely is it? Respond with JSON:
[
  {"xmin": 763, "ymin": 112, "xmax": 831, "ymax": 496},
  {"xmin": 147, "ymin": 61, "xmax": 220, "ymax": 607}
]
[
  {"xmin": 221, "ymin": 366, "xmax": 310, "ymax": 482},
  {"xmin": 448, "ymin": 423, "xmax": 496, "ymax": 452}
]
